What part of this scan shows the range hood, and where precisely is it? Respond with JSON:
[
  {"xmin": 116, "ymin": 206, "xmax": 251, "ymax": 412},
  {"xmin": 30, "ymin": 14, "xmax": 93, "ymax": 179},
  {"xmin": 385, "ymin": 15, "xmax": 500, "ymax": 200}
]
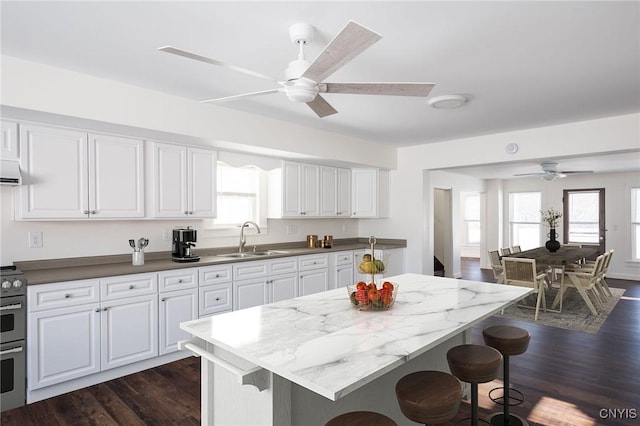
[{"xmin": 0, "ymin": 160, "xmax": 22, "ymax": 185}]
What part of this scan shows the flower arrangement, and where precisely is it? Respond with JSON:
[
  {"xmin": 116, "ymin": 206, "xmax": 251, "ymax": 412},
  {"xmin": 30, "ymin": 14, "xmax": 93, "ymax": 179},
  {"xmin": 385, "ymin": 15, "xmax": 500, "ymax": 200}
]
[{"xmin": 541, "ymin": 208, "xmax": 562, "ymax": 228}]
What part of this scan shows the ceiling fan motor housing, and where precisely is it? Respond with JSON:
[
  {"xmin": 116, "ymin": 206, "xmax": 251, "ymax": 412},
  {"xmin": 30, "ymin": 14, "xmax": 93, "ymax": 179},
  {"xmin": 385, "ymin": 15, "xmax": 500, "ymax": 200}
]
[{"xmin": 285, "ymin": 78, "xmax": 318, "ymax": 103}]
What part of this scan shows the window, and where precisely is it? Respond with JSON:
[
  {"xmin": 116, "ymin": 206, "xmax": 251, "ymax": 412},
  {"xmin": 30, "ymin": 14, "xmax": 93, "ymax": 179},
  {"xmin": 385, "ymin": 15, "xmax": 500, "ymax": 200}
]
[
  {"xmin": 509, "ymin": 192, "xmax": 541, "ymax": 250},
  {"xmin": 463, "ymin": 193, "xmax": 481, "ymax": 245},
  {"xmin": 632, "ymin": 188, "xmax": 640, "ymax": 261},
  {"xmin": 565, "ymin": 190, "xmax": 601, "ymax": 244},
  {"xmin": 212, "ymin": 162, "xmax": 265, "ymax": 228}
]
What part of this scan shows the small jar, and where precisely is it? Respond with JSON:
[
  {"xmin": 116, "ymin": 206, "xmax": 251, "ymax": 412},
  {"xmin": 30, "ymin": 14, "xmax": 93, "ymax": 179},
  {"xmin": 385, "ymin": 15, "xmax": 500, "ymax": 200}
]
[{"xmin": 132, "ymin": 251, "xmax": 144, "ymax": 266}]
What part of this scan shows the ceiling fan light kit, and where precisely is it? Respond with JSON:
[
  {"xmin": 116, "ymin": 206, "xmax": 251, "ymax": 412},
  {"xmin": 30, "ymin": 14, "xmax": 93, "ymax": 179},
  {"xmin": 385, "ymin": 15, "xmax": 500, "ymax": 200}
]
[
  {"xmin": 159, "ymin": 20, "xmax": 435, "ymax": 117},
  {"xmin": 428, "ymin": 94, "xmax": 467, "ymax": 109}
]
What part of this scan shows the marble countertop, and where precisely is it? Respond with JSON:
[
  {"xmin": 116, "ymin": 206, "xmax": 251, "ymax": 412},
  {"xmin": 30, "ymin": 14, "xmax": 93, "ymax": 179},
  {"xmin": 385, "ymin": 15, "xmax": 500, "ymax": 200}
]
[{"xmin": 181, "ymin": 273, "xmax": 533, "ymax": 401}]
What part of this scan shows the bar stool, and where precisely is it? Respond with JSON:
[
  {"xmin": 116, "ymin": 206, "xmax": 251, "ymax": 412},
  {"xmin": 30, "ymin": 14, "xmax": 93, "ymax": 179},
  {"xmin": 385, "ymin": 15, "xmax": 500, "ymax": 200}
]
[
  {"xmin": 482, "ymin": 326, "xmax": 531, "ymax": 426},
  {"xmin": 396, "ymin": 370, "xmax": 463, "ymax": 425},
  {"xmin": 325, "ymin": 411, "xmax": 397, "ymax": 426},
  {"xmin": 447, "ymin": 344, "xmax": 502, "ymax": 426}
]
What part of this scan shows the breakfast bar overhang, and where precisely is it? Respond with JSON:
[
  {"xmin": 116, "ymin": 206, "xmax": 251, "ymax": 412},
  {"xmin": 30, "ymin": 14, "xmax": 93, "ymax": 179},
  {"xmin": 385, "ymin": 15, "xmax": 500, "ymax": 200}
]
[{"xmin": 180, "ymin": 273, "xmax": 533, "ymax": 425}]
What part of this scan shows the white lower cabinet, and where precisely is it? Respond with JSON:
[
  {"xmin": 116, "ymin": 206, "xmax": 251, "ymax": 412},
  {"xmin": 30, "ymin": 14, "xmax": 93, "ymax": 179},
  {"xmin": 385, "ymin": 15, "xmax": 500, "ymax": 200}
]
[
  {"xmin": 334, "ymin": 251, "xmax": 355, "ymax": 288},
  {"xmin": 298, "ymin": 254, "xmax": 329, "ymax": 296},
  {"xmin": 233, "ymin": 258, "xmax": 298, "ymax": 310},
  {"xmin": 159, "ymin": 288, "xmax": 197, "ymax": 355},
  {"xmin": 198, "ymin": 264, "xmax": 233, "ymax": 317},
  {"xmin": 28, "ymin": 303, "xmax": 101, "ymax": 390}
]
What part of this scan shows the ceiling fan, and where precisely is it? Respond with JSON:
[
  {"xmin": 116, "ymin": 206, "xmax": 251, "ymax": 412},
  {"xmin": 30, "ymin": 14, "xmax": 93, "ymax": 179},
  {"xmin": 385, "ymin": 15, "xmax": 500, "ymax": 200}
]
[
  {"xmin": 159, "ymin": 21, "xmax": 434, "ymax": 118},
  {"xmin": 514, "ymin": 162, "xmax": 594, "ymax": 181}
]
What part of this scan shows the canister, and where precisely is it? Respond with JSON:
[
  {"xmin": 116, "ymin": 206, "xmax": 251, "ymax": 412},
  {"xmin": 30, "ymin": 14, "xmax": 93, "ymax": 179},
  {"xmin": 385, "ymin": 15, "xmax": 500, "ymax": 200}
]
[{"xmin": 306, "ymin": 235, "xmax": 318, "ymax": 248}]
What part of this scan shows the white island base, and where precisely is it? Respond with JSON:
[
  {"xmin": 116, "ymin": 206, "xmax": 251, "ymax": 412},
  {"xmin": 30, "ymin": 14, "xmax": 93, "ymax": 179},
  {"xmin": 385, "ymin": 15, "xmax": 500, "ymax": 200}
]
[{"xmin": 192, "ymin": 332, "xmax": 468, "ymax": 426}]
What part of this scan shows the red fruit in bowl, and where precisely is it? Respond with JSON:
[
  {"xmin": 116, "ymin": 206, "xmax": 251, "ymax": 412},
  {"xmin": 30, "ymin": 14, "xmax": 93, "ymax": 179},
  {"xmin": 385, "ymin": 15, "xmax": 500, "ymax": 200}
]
[{"xmin": 355, "ymin": 288, "xmax": 369, "ymax": 304}]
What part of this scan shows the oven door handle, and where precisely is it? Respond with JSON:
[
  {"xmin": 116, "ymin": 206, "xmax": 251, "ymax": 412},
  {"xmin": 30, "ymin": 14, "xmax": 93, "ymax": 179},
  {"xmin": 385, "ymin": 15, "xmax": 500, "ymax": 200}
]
[
  {"xmin": 0, "ymin": 303, "xmax": 23, "ymax": 311},
  {"xmin": 0, "ymin": 346, "xmax": 23, "ymax": 356}
]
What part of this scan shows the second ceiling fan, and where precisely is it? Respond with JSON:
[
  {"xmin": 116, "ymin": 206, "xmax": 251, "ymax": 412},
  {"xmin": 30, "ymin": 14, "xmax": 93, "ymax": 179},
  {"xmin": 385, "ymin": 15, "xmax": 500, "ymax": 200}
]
[{"xmin": 159, "ymin": 21, "xmax": 434, "ymax": 118}]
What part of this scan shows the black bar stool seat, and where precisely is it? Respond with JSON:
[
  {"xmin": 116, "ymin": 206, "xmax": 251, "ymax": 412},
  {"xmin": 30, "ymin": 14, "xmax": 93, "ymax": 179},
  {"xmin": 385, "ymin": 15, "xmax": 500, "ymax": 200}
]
[
  {"xmin": 396, "ymin": 370, "xmax": 463, "ymax": 425},
  {"xmin": 447, "ymin": 344, "xmax": 502, "ymax": 426},
  {"xmin": 325, "ymin": 411, "xmax": 397, "ymax": 426},
  {"xmin": 483, "ymin": 325, "xmax": 531, "ymax": 426}
]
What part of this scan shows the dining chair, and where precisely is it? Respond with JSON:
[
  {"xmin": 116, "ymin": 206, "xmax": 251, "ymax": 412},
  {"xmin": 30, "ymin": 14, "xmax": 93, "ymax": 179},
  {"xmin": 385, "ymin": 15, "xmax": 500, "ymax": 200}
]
[
  {"xmin": 553, "ymin": 254, "xmax": 606, "ymax": 316},
  {"xmin": 500, "ymin": 247, "xmax": 512, "ymax": 256},
  {"xmin": 511, "ymin": 245, "xmax": 522, "ymax": 253},
  {"xmin": 489, "ymin": 250, "xmax": 504, "ymax": 284},
  {"xmin": 501, "ymin": 257, "xmax": 547, "ymax": 320}
]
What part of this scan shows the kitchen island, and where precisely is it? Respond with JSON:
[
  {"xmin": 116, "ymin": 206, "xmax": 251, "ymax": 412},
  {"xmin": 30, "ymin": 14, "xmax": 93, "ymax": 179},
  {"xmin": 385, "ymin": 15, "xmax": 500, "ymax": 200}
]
[{"xmin": 180, "ymin": 273, "xmax": 532, "ymax": 425}]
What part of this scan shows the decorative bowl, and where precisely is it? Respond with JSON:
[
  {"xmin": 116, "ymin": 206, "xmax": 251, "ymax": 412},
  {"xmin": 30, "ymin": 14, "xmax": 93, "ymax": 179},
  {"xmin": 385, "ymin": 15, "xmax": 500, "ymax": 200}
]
[{"xmin": 347, "ymin": 282, "xmax": 398, "ymax": 311}]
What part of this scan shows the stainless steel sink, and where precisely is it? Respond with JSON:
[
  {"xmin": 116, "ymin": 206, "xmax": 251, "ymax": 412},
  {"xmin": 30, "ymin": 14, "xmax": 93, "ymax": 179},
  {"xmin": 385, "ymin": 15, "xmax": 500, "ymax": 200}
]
[{"xmin": 216, "ymin": 250, "xmax": 289, "ymax": 258}]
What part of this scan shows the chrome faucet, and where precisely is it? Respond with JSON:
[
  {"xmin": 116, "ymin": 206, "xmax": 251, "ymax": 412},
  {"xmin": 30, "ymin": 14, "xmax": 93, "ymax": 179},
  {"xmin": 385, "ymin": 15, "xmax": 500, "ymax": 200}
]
[{"xmin": 239, "ymin": 221, "xmax": 261, "ymax": 253}]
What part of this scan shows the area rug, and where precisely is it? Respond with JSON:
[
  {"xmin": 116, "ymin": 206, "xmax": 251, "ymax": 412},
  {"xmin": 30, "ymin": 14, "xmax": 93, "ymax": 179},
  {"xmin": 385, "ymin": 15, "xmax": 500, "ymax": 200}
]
[{"xmin": 497, "ymin": 287, "xmax": 625, "ymax": 334}]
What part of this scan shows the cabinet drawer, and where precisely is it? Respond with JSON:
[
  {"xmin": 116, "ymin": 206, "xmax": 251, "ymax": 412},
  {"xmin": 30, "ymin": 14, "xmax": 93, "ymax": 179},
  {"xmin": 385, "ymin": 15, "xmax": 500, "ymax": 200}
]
[
  {"xmin": 334, "ymin": 251, "xmax": 354, "ymax": 266},
  {"xmin": 28, "ymin": 279, "xmax": 100, "ymax": 312},
  {"xmin": 268, "ymin": 258, "xmax": 298, "ymax": 275},
  {"xmin": 199, "ymin": 264, "xmax": 232, "ymax": 286},
  {"xmin": 298, "ymin": 254, "xmax": 329, "ymax": 271},
  {"xmin": 233, "ymin": 260, "xmax": 268, "ymax": 281},
  {"xmin": 100, "ymin": 273, "xmax": 157, "ymax": 300},
  {"xmin": 199, "ymin": 283, "xmax": 232, "ymax": 316},
  {"xmin": 158, "ymin": 269, "xmax": 197, "ymax": 292}
]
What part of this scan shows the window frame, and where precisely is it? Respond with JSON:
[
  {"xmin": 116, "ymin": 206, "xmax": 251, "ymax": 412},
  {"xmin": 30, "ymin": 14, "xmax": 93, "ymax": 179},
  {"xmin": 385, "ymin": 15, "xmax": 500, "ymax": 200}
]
[
  {"xmin": 632, "ymin": 187, "xmax": 640, "ymax": 261},
  {"xmin": 462, "ymin": 193, "xmax": 481, "ymax": 246},
  {"xmin": 508, "ymin": 191, "xmax": 542, "ymax": 250}
]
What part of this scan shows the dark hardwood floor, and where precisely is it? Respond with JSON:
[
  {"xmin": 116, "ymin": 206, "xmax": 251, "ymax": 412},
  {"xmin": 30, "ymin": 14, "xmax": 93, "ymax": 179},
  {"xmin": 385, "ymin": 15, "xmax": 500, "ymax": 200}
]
[{"xmin": 3, "ymin": 259, "xmax": 639, "ymax": 425}]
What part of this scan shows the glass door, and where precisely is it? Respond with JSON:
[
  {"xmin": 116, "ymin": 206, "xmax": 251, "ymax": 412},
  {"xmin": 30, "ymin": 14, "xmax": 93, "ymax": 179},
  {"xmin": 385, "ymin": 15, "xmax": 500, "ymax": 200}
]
[{"xmin": 563, "ymin": 188, "xmax": 605, "ymax": 255}]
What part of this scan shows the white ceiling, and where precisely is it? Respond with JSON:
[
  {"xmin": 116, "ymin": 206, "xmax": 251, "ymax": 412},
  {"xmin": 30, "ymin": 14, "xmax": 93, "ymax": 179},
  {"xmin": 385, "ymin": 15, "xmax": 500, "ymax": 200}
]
[{"xmin": 1, "ymin": 1, "xmax": 639, "ymax": 178}]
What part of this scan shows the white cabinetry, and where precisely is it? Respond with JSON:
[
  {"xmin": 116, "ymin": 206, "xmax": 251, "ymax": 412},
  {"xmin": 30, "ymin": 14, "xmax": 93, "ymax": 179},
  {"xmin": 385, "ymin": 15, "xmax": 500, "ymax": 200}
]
[
  {"xmin": 27, "ymin": 272, "xmax": 159, "ymax": 390},
  {"xmin": 298, "ymin": 254, "xmax": 329, "ymax": 296},
  {"xmin": 233, "ymin": 258, "xmax": 298, "ymax": 310},
  {"xmin": 1, "ymin": 120, "xmax": 19, "ymax": 159},
  {"xmin": 151, "ymin": 142, "xmax": 217, "ymax": 218},
  {"xmin": 198, "ymin": 264, "xmax": 233, "ymax": 317},
  {"xmin": 320, "ymin": 166, "xmax": 351, "ymax": 217},
  {"xmin": 333, "ymin": 251, "xmax": 355, "ymax": 289},
  {"xmin": 158, "ymin": 269, "xmax": 198, "ymax": 355},
  {"xmin": 351, "ymin": 169, "xmax": 389, "ymax": 218},
  {"xmin": 17, "ymin": 124, "xmax": 144, "ymax": 219},
  {"xmin": 268, "ymin": 161, "xmax": 320, "ymax": 218}
]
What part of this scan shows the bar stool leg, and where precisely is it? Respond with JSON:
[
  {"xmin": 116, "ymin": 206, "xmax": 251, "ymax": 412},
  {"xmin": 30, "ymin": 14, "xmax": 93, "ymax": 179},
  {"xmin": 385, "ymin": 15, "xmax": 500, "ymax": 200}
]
[{"xmin": 487, "ymin": 355, "xmax": 528, "ymax": 426}]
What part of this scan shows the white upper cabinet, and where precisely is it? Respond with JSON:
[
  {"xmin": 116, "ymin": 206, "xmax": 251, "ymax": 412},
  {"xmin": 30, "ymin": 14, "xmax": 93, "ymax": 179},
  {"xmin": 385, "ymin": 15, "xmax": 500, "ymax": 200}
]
[
  {"xmin": 17, "ymin": 124, "xmax": 144, "ymax": 219},
  {"xmin": 268, "ymin": 161, "xmax": 320, "ymax": 218},
  {"xmin": 151, "ymin": 142, "xmax": 216, "ymax": 218},
  {"xmin": 351, "ymin": 169, "xmax": 389, "ymax": 218},
  {"xmin": 1, "ymin": 120, "xmax": 19, "ymax": 160},
  {"xmin": 320, "ymin": 166, "xmax": 351, "ymax": 217}
]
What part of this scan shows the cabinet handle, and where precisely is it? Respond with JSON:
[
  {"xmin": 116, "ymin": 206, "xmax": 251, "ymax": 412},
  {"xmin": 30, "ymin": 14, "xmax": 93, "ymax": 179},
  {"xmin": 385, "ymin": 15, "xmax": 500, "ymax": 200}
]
[
  {"xmin": 64, "ymin": 294, "xmax": 71, "ymax": 298},
  {"xmin": 83, "ymin": 210, "xmax": 89, "ymax": 215},
  {"xmin": 90, "ymin": 210, "xmax": 96, "ymax": 215},
  {"xmin": 103, "ymin": 307, "xmax": 108, "ymax": 311},
  {"xmin": 129, "ymin": 285, "xmax": 134, "ymax": 290},
  {"xmin": 215, "ymin": 274, "xmax": 220, "ymax": 278},
  {"xmin": 336, "ymin": 212, "xmax": 341, "ymax": 215},
  {"xmin": 215, "ymin": 297, "xmax": 221, "ymax": 301},
  {"xmin": 161, "ymin": 297, "xmax": 166, "ymax": 302},
  {"xmin": 178, "ymin": 279, "xmax": 183, "ymax": 283},
  {"xmin": 95, "ymin": 308, "xmax": 101, "ymax": 312}
]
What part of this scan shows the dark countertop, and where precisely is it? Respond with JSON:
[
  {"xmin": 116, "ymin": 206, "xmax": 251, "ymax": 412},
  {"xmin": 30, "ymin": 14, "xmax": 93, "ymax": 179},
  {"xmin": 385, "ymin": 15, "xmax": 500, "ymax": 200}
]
[{"xmin": 16, "ymin": 238, "xmax": 406, "ymax": 285}]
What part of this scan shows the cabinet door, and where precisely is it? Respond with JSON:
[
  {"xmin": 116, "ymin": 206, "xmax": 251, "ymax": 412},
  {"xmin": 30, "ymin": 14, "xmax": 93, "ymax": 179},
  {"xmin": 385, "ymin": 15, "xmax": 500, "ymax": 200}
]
[
  {"xmin": 153, "ymin": 142, "xmax": 188, "ymax": 217},
  {"xmin": 320, "ymin": 166, "xmax": 337, "ymax": 217},
  {"xmin": 159, "ymin": 288, "xmax": 197, "ymax": 355},
  {"xmin": 101, "ymin": 294, "xmax": 158, "ymax": 370},
  {"xmin": 270, "ymin": 274, "xmax": 297, "ymax": 303},
  {"xmin": 299, "ymin": 269, "xmax": 329, "ymax": 296},
  {"xmin": 351, "ymin": 169, "xmax": 377, "ymax": 218},
  {"xmin": 199, "ymin": 283, "xmax": 232, "ymax": 317},
  {"xmin": 28, "ymin": 303, "xmax": 101, "ymax": 390},
  {"xmin": 336, "ymin": 168, "xmax": 352, "ymax": 217},
  {"xmin": 89, "ymin": 133, "xmax": 144, "ymax": 218},
  {"xmin": 158, "ymin": 268, "xmax": 197, "ymax": 292},
  {"xmin": 300, "ymin": 163, "xmax": 320, "ymax": 216},
  {"xmin": 1, "ymin": 120, "xmax": 19, "ymax": 160},
  {"xmin": 18, "ymin": 124, "xmax": 89, "ymax": 218},
  {"xmin": 233, "ymin": 279, "xmax": 267, "ymax": 310},
  {"xmin": 336, "ymin": 265, "xmax": 354, "ymax": 288},
  {"xmin": 188, "ymin": 147, "xmax": 217, "ymax": 218},
  {"xmin": 281, "ymin": 161, "xmax": 301, "ymax": 217}
]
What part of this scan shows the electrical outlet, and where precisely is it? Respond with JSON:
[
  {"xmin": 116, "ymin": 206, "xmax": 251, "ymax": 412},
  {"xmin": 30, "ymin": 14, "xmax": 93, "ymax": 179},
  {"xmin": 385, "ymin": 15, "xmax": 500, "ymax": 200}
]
[
  {"xmin": 29, "ymin": 231, "xmax": 43, "ymax": 248},
  {"xmin": 162, "ymin": 228, "xmax": 172, "ymax": 241},
  {"xmin": 286, "ymin": 224, "xmax": 297, "ymax": 235}
]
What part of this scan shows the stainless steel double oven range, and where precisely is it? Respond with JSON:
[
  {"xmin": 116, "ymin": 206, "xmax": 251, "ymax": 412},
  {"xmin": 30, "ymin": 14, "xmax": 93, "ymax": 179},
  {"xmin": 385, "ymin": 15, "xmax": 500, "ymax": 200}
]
[{"xmin": 0, "ymin": 266, "xmax": 26, "ymax": 412}]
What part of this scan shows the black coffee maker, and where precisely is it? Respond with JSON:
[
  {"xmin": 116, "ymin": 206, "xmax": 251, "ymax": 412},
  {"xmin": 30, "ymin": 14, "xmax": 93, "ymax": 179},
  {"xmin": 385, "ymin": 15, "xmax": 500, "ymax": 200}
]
[{"xmin": 171, "ymin": 227, "xmax": 200, "ymax": 263}]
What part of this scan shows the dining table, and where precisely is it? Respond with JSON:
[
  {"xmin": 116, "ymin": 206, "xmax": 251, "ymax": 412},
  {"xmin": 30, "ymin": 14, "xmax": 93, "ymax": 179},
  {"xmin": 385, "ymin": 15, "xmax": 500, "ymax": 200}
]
[{"xmin": 504, "ymin": 245, "xmax": 600, "ymax": 315}]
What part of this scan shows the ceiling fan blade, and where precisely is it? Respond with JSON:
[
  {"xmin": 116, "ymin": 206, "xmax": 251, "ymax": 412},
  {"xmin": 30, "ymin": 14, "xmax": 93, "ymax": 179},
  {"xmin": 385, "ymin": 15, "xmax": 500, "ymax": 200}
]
[
  {"xmin": 306, "ymin": 95, "xmax": 338, "ymax": 118},
  {"xmin": 159, "ymin": 46, "xmax": 278, "ymax": 82},
  {"xmin": 200, "ymin": 88, "xmax": 281, "ymax": 104},
  {"xmin": 513, "ymin": 173, "xmax": 544, "ymax": 177},
  {"xmin": 322, "ymin": 82, "xmax": 435, "ymax": 97},
  {"xmin": 301, "ymin": 21, "xmax": 382, "ymax": 83},
  {"xmin": 560, "ymin": 170, "xmax": 594, "ymax": 174}
]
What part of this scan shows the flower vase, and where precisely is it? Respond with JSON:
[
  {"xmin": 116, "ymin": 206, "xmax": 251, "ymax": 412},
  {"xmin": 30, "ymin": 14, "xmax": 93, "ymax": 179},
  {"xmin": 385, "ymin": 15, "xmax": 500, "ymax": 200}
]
[{"xmin": 545, "ymin": 228, "xmax": 561, "ymax": 252}]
